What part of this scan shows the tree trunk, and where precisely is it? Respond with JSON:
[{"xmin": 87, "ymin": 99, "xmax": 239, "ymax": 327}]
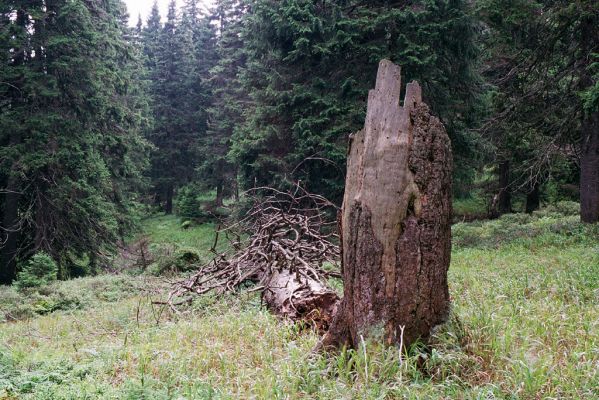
[
  {"xmin": 321, "ymin": 60, "xmax": 452, "ymax": 350},
  {"xmin": 0, "ymin": 180, "xmax": 20, "ymax": 285},
  {"xmin": 580, "ymin": 110, "xmax": 599, "ymax": 223},
  {"xmin": 215, "ymin": 181, "xmax": 224, "ymax": 207},
  {"xmin": 262, "ymin": 269, "xmax": 339, "ymax": 332},
  {"xmin": 525, "ymin": 181, "xmax": 541, "ymax": 214},
  {"xmin": 498, "ymin": 160, "xmax": 511, "ymax": 215},
  {"xmin": 165, "ymin": 184, "xmax": 174, "ymax": 214}
]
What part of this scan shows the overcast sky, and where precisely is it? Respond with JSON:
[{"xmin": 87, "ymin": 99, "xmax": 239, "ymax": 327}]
[{"xmin": 124, "ymin": 0, "xmax": 215, "ymax": 26}]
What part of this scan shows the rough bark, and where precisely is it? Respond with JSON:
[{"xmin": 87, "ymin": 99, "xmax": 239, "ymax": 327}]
[
  {"xmin": 525, "ymin": 181, "xmax": 541, "ymax": 214},
  {"xmin": 580, "ymin": 110, "xmax": 599, "ymax": 223},
  {"xmin": 321, "ymin": 60, "xmax": 452, "ymax": 350}
]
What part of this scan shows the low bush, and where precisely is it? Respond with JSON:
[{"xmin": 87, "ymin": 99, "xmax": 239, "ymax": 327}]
[
  {"xmin": 148, "ymin": 245, "xmax": 202, "ymax": 276},
  {"xmin": 452, "ymin": 203, "xmax": 598, "ymax": 249},
  {"xmin": 0, "ymin": 275, "xmax": 141, "ymax": 322},
  {"xmin": 14, "ymin": 252, "xmax": 58, "ymax": 290}
]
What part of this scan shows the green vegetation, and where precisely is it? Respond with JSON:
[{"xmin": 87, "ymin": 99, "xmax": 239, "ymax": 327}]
[
  {"xmin": 0, "ymin": 275, "xmax": 152, "ymax": 323},
  {"xmin": 136, "ymin": 215, "xmax": 230, "ymax": 276},
  {"xmin": 142, "ymin": 215, "xmax": 226, "ymax": 255},
  {"xmin": 1, "ymin": 1, "xmax": 597, "ymax": 397},
  {"xmin": 2, "ymin": 0, "xmax": 598, "ymax": 282},
  {"xmin": 1, "ymin": 211, "xmax": 596, "ymax": 398},
  {"xmin": 14, "ymin": 252, "xmax": 58, "ymax": 290}
]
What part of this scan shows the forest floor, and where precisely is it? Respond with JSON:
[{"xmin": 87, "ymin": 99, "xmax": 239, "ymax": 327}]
[{"xmin": 1, "ymin": 204, "xmax": 598, "ymax": 399}]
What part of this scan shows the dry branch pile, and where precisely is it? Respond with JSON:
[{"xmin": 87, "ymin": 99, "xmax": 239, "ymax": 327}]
[{"xmin": 166, "ymin": 186, "xmax": 341, "ymax": 330}]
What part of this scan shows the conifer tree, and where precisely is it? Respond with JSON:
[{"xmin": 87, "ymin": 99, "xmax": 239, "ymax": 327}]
[
  {"xmin": 0, "ymin": 0, "xmax": 150, "ymax": 282},
  {"xmin": 200, "ymin": 0, "xmax": 247, "ymax": 205},
  {"xmin": 145, "ymin": 0, "xmax": 209, "ymax": 213},
  {"xmin": 479, "ymin": 0, "xmax": 599, "ymax": 221},
  {"xmin": 231, "ymin": 0, "xmax": 481, "ymax": 202}
]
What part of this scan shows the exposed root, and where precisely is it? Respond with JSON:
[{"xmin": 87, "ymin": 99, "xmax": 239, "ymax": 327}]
[{"xmin": 165, "ymin": 185, "xmax": 341, "ymax": 330}]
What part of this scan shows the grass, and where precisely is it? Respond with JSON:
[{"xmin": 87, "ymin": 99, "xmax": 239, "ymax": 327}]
[
  {"xmin": 1, "ymin": 210, "xmax": 598, "ymax": 399},
  {"xmin": 141, "ymin": 215, "xmax": 226, "ymax": 255},
  {"xmin": 453, "ymin": 196, "xmax": 488, "ymax": 221}
]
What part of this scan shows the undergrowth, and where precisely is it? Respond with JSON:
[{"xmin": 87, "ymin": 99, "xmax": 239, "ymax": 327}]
[{"xmin": 0, "ymin": 207, "xmax": 597, "ymax": 399}]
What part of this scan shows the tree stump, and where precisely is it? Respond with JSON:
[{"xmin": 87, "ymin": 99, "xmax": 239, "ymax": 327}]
[{"xmin": 321, "ymin": 60, "xmax": 453, "ymax": 350}]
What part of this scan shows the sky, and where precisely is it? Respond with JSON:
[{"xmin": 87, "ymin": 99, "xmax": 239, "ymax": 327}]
[{"xmin": 124, "ymin": 0, "xmax": 215, "ymax": 26}]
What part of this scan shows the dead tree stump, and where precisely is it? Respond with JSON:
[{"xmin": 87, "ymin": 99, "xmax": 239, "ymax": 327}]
[{"xmin": 321, "ymin": 60, "xmax": 453, "ymax": 350}]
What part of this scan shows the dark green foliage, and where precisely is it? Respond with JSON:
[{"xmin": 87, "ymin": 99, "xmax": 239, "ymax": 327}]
[
  {"xmin": 1, "ymin": 0, "xmax": 596, "ymax": 286},
  {"xmin": 199, "ymin": 0, "xmax": 247, "ymax": 205},
  {"xmin": 14, "ymin": 252, "xmax": 58, "ymax": 290},
  {"xmin": 142, "ymin": 0, "xmax": 216, "ymax": 214},
  {"xmin": 176, "ymin": 184, "xmax": 211, "ymax": 221},
  {"xmin": 478, "ymin": 0, "xmax": 599, "ymax": 221},
  {"xmin": 231, "ymin": 0, "xmax": 482, "ymax": 202},
  {"xmin": 0, "ymin": 0, "xmax": 150, "ymax": 283}
]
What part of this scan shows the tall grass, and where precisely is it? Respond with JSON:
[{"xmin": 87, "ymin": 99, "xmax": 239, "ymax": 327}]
[{"xmin": 1, "ymin": 211, "xmax": 597, "ymax": 399}]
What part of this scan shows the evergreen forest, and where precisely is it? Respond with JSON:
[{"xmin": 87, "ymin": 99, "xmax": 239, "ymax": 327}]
[{"xmin": 0, "ymin": 1, "xmax": 597, "ymax": 398}]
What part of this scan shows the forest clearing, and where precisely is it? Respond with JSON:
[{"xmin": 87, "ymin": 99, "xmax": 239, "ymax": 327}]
[
  {"xmin": 1, "ymin": 209, "xmax": 598, "ymax": 399},
  {"xmin": 1, "ymin": 0, "xmax": 598, "ymax": 399}
]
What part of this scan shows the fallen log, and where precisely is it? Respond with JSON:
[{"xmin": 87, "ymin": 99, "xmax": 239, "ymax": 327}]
[
  {"xmin": 166, "ymin": 185, "xmax": 341, "ymax": 330},
  {"xmin": 262, "ymin": 269, "xmax": 339, "ymax": 331}
]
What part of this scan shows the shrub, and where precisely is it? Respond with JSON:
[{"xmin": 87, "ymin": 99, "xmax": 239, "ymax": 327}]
[
  {"xmin": 149, "ymin": 245, "xmax": 202, "ymax": 276},
  {"xmin": 181, "ymin": 220, "xmax": 193, "ymax": 230},
  {"xmin": 176, "ymin": 185, "xmax": 211, "ymax": 222},
  {"xmin": 533, "ymin": 201, "xmax": 580, "ymax": 218},
  {"xmin": 498, "ymin": 212, "xmax": 532, "ymax": 225},
  {"xmin": 0, "ymin": 275, "xmax": 141, "ymax": 322},
  {"xmin": 15, "ymin": 252, "xmax": 58, "ymax": 290}
]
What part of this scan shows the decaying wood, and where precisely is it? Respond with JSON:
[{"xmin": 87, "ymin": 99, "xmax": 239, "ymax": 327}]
[
  {"xmin": 321, "ymin": 60, "xmax": 453, "ymax": 350},
  {"xmin": 166, "ymin": 186, "xmax": 341, "ymax": 330}
]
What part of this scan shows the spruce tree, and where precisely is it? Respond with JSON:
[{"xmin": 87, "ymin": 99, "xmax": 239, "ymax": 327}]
[
  {"xmin": 144, "ymin": 0, "xmax": 209, "ymax": 214},
  {"xmin": 479, "ymin": 0, "xmax": 599, "ymax": 221},
  {"xmin": 0, "ymin": 0, "xmax": 150, "ymax": 282},
  {"xmin": 200, "ymin": 0, "xmax": 246, "ymax": 205},
  {"xmin": 231, "ymin": 0, "xmax": 481, "ymax": 202}
]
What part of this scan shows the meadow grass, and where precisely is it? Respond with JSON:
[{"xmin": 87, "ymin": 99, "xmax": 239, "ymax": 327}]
[
  {"xmin": 141, "ymin": 215, "xmax": 227, "ymax": 255},
  {"xmin": 1, "ymin": 213, "xmax": 597, "ymax": 399}
]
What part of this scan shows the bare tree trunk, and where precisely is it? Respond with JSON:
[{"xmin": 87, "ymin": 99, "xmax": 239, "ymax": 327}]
[
  {"xmin": 498, "ymin": 160, "xmax": 511, "ymax": 215},
  {"xmin": 321, "ymin": 60, "xmax": 452, "ymax": 350},
  {"xmin": 165, "ymin": 184, "xmax": 174, "ymax": 215},
  {"xmin": 525, "ymin": 181, "xmax": 541, "ymax": 214},
  {"xmin": 262, "ymin": 269, "xmax": 339, "ymax": 331},
  {"xmin": 215, "ymin": 181, "xmax": 224, "ymax": 207},
  {"xmin": 580, "ymin": 110, "xmax": 599, "ymax": 223},
  {"xmin": 0, "ymin": 178, "xmax": 20, "ymax": 285}
]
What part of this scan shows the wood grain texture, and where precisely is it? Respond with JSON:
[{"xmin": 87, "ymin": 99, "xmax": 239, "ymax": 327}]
[{"xmin": 321, "ymin": 60, "xmax": 452, "ymax": 349}]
